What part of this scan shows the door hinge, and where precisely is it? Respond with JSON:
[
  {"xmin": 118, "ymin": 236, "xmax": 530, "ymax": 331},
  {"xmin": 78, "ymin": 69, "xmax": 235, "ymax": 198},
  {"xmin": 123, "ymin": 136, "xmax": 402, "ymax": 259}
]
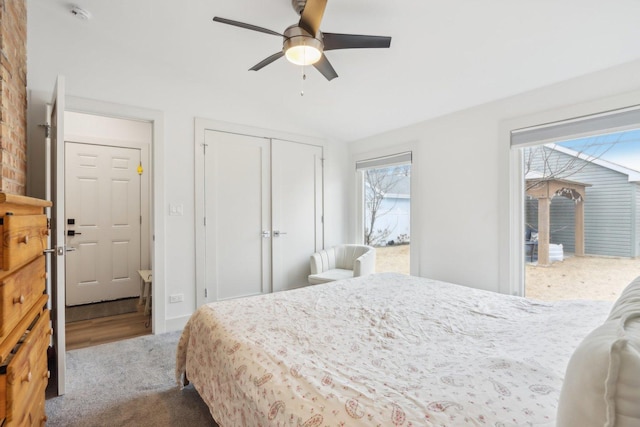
[
  {"xmin": 140, "ymin": 215, "xmax": 142, "ymax": 225},
  {"xmin": 203, "ymin": 217, "xmax": 207, "ymax": 226},
  {"xmin": 38, "ymin": 123, "xmax": 51, "ymax": 138},
  {"xmin": 204, "ymin": 288, "xmax": 208, "ymax": 298},
  {"xmin": 202, "ymin": 143, "xmax": 208, "ymax": 154}
]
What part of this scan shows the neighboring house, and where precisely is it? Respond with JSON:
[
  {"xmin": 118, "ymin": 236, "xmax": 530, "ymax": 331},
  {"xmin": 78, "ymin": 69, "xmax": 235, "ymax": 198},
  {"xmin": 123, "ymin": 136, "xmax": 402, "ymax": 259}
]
[{"xmin": 525, "ymin": 145, "xmax": 640, "ymax": 258}]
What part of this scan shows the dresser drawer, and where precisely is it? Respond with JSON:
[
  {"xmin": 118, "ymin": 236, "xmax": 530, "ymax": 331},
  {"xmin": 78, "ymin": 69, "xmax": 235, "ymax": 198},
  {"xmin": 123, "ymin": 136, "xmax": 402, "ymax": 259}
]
[
  {"xmin": 1, "ymin": 309, "xmax": 50, "ymax": 423},
  {"xmin": 4, "ymin": 353, "xmax": 48, "ymax": 427},
  {"xmin": 0, "ymin": 257, "xmax": 46, "ymax": 339},
  {"xmin": 0, "ymin": 215, "xmax": 48, "ymax": 272},
  {"xmin": 23, "ymin": 384, "xmax": 47, "ymax": 427}
]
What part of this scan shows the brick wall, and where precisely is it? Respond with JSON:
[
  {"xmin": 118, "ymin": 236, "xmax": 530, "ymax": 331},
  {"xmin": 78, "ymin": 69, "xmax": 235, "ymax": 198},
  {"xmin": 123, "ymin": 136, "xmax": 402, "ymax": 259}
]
[{"xmin": 0, "ymin": 0, "xmax": 27, "ymax": 195}]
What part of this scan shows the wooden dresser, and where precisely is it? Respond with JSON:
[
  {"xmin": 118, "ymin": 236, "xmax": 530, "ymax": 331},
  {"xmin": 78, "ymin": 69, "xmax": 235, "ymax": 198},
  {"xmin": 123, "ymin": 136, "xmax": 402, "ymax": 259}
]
[{"xmin": 0, "ymin": 194, "xmax": 52, "ymax": 426}]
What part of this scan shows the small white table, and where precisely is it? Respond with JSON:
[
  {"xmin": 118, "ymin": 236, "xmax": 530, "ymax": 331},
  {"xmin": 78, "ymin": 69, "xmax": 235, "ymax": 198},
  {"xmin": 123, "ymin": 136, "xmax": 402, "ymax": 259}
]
[{"xmin": 138, "ymin": 269, "xmax": 152, "ymax": 316}]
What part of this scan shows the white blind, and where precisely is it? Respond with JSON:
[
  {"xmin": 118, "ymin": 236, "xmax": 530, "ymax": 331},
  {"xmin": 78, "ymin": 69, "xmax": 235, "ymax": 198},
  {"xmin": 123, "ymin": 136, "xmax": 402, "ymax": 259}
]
[
  {"xmin": 511, "ymin": 105, "xmax": 640, "ymax": 146},
  {"xmin": 355, "ymin": 152, "xmax": 412, "ymax": 171}
]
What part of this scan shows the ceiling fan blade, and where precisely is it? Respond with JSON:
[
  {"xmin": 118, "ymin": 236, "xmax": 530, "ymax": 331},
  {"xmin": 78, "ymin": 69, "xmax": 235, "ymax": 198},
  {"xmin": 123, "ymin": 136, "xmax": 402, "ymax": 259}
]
[
  {"xmin": 213, "ymin": 17, "xmax": 282, "ymax": 37},
  {"xmin": 313, "ymin": 54, "xmax": 338, "ymax": 81},
  {"xmin": 322, "ymin": 33, "xmax": 392, "ymax": 51},
  {"xmin": 299, "ymin": 0, "xmax": 327, "ymax": 36},
  {"xmin": 249, "ymin": 51, "xmax": 285, "ymax": 71}
]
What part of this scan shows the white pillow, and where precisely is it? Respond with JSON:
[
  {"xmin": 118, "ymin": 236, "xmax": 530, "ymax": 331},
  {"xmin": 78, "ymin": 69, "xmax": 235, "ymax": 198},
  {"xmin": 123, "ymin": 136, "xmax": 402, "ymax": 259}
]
[{"xmin": 557, "ymin": 277, "xmax": 640, "ymax": 427}]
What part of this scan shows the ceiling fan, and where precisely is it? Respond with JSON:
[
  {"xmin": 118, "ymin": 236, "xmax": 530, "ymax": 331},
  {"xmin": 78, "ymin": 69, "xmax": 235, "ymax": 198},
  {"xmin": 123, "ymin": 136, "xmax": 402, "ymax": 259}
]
[{"xmin": 213, "ymin": 0, "xmax": 392, "ymax": 81}]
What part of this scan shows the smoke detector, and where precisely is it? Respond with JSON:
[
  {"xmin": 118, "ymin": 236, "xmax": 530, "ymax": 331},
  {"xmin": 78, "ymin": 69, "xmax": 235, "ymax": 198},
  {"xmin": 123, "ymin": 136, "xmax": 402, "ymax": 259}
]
[{"xmin": 70, "ymin": 5, "xmax": 92, "ymax": 20}]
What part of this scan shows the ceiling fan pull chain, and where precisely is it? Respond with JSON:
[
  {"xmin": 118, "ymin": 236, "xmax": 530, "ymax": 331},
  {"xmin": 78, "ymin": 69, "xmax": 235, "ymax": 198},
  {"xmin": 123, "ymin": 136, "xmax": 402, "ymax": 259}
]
[{"xmin": 301, "ymin": 65, "xmax": 306, "ymax": 96}]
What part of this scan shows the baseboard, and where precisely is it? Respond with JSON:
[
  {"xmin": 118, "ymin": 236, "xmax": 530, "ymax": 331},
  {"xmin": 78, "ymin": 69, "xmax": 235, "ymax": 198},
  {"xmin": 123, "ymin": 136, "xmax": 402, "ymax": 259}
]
[{"xmin": 164, "ymin": 315, "xmax": 191, "ymax": 332}]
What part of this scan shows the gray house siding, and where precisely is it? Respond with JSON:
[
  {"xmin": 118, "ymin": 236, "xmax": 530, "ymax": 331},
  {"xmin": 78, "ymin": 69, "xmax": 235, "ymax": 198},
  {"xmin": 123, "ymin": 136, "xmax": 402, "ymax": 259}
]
[{"xmin": 525, "ymin": 147, "xmax": 637, "ymax": 257}]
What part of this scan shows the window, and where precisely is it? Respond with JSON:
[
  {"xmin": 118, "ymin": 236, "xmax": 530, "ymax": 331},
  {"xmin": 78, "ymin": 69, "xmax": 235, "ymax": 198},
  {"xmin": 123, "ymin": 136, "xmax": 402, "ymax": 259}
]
[
  {"xmin": 356, "ymin": 152, "xmax": 411, "ymax": 274},
  {"xmin": 511, "ymin": 106, "xmax": 640, "ymax": 301}
]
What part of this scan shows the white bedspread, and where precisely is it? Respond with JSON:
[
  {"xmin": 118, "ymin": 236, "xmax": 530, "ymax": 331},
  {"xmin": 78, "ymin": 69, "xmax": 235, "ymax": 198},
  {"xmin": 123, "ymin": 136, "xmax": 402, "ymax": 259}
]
[{"xmin": 176, "ymin": 273, "xmax": 611, "ymax": 426}]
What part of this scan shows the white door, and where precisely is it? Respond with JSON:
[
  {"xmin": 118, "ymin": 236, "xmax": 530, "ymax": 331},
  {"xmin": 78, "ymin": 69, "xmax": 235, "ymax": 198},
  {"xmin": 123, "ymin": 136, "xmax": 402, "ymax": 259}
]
[
  {"xmin": 204, "ymin": 130, "xmax": 271, "ymax": 300},
  {"xmin": 202, "ymin": 131, "xmax": 323, "ymax": 300},
  {"xmin": 272, "ymin": 140, "xmax": 323, "ymax": 292},
  {"xmin": 47, "ymin": 76, "xmax": 66, "ymax": 395},
  {"xmin": 65, "ymin": 142, "xmax": 142, "ymax": 305}
]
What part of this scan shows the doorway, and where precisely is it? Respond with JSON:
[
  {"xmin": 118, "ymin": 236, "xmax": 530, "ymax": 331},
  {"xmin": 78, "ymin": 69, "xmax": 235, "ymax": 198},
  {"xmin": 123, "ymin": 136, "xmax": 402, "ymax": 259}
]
[
  {"xmin": 43, "ymin": 79, "xmax": 163, "ymax": 395},
  {"xmin": 63, "ymin": 112, "xmax": 152, "ymax": 349}
]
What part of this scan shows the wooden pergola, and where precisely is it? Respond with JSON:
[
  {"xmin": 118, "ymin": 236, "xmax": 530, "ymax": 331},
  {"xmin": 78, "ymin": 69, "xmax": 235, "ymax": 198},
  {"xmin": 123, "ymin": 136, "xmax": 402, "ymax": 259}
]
[{"xmin": 525, "ymin": 176, "xmax": 591, "ymax": 266}]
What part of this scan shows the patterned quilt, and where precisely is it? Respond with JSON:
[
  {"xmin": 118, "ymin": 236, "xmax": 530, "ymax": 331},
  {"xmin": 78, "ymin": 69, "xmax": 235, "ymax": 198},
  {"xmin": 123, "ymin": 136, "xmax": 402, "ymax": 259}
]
[{"xmin": 176, "ymin": 273, "xmax": 610, "ymax": 426}]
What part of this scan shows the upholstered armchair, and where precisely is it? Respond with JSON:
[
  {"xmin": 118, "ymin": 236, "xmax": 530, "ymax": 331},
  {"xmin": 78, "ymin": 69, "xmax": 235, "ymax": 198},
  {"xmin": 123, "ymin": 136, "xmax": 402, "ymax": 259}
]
[{"xmin": 308, "ymin": 244, "xmax": 376, "ymax": 285}]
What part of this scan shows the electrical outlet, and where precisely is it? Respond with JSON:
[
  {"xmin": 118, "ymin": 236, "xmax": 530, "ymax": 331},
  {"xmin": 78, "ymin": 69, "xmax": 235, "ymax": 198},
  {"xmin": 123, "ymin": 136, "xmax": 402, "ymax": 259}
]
[{"xmin": 169, "ymin": 294, "xmax": 184, "ymax": 303}]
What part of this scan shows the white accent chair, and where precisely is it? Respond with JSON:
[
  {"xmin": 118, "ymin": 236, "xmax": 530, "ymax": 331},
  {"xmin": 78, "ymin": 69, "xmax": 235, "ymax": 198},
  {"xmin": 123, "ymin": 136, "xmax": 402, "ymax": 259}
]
[{"xmin": 308, "ymin": 244, "xmax": 376, "ymax": 285}]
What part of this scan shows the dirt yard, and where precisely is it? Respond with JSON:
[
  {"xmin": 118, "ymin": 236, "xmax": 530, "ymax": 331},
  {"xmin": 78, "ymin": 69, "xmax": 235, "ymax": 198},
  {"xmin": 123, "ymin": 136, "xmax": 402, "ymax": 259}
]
[
  {"xmin": 375, "ymin": 245, "xmax": 639, "ymax": 301},
  {"xmin": 375, "ymin": 244, "xmax": 410, "ymax": 275},
  {"xmin": 525, "ymin": 255, "xmax": 639, "ymax": 301}
]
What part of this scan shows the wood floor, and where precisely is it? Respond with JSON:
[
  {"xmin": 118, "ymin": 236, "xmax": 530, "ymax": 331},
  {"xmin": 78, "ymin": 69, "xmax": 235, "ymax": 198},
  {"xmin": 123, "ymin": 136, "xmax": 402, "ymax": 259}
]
[{"xmin": 66, "ymin": 306, "xmax": 151, "ymax": 350}]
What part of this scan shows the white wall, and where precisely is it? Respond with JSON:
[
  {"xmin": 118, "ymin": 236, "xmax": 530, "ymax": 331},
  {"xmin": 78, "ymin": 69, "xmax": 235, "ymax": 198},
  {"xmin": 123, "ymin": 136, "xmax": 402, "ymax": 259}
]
[{"xmin": 349, "ymin": 59, "xmax": 640, "ymax": 294}]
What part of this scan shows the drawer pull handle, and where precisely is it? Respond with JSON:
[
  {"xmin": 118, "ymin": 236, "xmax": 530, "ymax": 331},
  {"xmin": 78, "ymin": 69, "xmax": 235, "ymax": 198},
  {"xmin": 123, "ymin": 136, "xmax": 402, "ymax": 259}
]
[
  {"xmin": 13, "ymin": 294, "xmax": 25, "ymax": 304},
  {"xmin": 19, "ymin": 235, "xmax": 29, "ymax": 244},
  {"xmin": 48, "ymin": 327, "xmax": 54, "ymax": 336},
  {"xmin": 42, "ymin": 415, "xmax": 48, "ymax": 422},
  {"xmin": 44, "ymin": 370, "xmax": 51, "ymax": 379},
  {"xmin": 23, "ymin": 371, "xmax": 32, "ymax": 383}
]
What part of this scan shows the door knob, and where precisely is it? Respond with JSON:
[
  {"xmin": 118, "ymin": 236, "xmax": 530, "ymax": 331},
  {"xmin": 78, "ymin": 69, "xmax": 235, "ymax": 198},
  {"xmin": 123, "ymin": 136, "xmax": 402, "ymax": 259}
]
[
  {"xmin": 261, "ymin": 230, "xmax": 271, "ymax": 238},
  {"xmin": 273, "ymin": 230, "xmax": 287, "ymax": 237}
]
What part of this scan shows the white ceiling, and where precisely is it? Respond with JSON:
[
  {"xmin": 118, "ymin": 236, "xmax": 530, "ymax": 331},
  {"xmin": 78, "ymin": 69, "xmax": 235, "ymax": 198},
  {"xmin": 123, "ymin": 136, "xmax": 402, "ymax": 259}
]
[{"xmin": 27, "ymin": 0, "xmax": 640, "ymax": 142}]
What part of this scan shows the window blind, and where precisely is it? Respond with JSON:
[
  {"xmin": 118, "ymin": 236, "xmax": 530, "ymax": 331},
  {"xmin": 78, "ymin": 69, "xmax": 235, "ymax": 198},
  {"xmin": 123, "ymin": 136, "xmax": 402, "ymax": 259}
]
[
  {"xmin": 355, "ymin": 152, "xmax": 412, "ymax": 171},
  {"xmin": 511, "ymin": 105, "xmax": 640, "ymax": 146}
]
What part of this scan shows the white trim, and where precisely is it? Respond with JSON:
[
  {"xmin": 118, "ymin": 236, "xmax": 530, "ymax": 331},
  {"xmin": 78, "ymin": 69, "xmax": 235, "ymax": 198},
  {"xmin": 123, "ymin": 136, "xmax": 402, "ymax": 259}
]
[
  {"xmin": 352, "ymin": 142, "xmax": 420, "ymax": 277},
  {"xmin": 500, "ymin": 89, "xmax": 640, "ymax": 297},
  {"xmin": 65, "ymin": 96, "xmax": 166, "ymax": 333}
]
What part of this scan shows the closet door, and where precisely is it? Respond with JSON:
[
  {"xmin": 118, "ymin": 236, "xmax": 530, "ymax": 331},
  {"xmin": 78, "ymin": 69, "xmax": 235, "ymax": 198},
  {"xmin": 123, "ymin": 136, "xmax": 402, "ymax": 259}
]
[
  {"xmin": 204, "ymin": 130, "xmax": 271, "ymax": 300},
  {"xmin": 201, "ymin": 131, "xmax": 323, "ymax": 301},
  {"xmin": 271, "ymin": 140, "xmax": 323, "ymax": 292}
]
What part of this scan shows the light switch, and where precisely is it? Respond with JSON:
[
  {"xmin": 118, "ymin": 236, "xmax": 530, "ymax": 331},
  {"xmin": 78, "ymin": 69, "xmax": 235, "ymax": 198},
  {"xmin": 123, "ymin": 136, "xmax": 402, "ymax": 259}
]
[{"xmin": 169, "ymin": 203, "xmax": 184, "ymax": 216}]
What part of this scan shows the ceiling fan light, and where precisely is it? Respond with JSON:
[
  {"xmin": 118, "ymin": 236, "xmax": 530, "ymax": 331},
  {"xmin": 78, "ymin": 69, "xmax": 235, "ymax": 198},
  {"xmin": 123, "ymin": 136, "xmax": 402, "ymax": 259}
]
[
  {"xmin": 286, "ymin": 45, "xmax": 322, "ymax": 65},
  {"xmin": 284, "ymin": 36, "xmax": 323, "ymax": 66}
]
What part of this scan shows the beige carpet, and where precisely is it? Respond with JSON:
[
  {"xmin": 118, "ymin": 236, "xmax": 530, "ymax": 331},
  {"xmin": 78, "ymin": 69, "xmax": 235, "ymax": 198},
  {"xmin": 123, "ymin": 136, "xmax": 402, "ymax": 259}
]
[{"xmin": 45, "ymin": 331, "xmax": 217, "ymax": 426}]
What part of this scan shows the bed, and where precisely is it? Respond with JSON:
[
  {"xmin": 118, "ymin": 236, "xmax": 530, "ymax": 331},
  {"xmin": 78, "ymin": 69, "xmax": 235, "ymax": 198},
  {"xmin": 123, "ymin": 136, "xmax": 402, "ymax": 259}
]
[{"xmin": 175, "ymin": 272, "xmax": 620, "ymax": 426}]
